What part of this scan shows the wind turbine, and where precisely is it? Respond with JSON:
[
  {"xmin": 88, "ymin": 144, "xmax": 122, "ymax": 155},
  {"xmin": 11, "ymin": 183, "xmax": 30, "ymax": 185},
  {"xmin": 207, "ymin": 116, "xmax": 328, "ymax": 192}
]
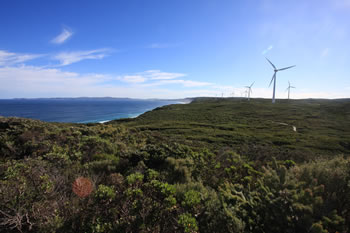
[
  {"xmin": 245, "ymin": 82, "xmax": 254, "ymax": 101},
  {"xmin": 244, "ymin": 90, "xmax": 248, "ymax": 98},
  {"xmin": 286, "ymin": 81, "xmax": 296, "ymax": 100},
  {"xmin": 266, "ymin": 58, "xmax": 295, "ymax": 103}
]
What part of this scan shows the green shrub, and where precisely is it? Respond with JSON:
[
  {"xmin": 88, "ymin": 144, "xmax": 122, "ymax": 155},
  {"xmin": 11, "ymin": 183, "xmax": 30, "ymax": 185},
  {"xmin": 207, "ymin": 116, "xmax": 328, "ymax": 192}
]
[
  {"xmin": 178, "ymin": 213, "xmax": 198, "ymax": 233},
  {"xmin": 182, "ymin": 190, "xmax": 201, "ymax": 208},
  {"xmin": 126, "ymin": 172, "xmax": 144, "ymax": 184},
  {"xmin": 95, "ymin": 184, "xmax": 116, "ymax": 200}
]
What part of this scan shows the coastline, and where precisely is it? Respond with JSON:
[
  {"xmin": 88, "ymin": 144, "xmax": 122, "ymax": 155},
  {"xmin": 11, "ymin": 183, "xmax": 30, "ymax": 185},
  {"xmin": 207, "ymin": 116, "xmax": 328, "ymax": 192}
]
[
  {"xmin": 96, "ymin": 100, "xmax": 192, "ymax": 124},
  {"xmin": 0, "ymin": 98, "xmax": 186, "ymax": 124},
  {"xmin": 94, "ymin": 112, "xmax": 143, "ymax": 124}
]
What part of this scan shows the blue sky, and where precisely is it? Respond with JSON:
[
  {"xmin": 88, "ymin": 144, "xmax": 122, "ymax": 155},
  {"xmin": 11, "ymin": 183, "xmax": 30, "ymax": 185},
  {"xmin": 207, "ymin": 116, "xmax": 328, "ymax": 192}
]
[{"xmin": 0, "ymin": 0, "xmax": 349, "ymax": 99}]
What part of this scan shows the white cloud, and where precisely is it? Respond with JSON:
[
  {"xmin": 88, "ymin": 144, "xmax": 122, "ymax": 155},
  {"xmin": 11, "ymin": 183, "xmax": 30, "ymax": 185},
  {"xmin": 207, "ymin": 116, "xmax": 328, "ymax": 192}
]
[
  {"xmin": 0, "ymin": 65, "xmax": 112, "ymax": 98},
  {"xmin": 53, "ymin": 49, "xmax": 110, "ymax": 66},
  {"xmin": 51, "ymin": 27, "xmax": 73, "ymax": 44},
  {"xmin": 117, "ymin": 70, "xmax": 209, "ymax": 87},
  {"xmin": 143, "ymin": 70, "xmax": 186, "ymax": 80},
  {"xmin": 120, "ymin": 75, "xmax": 146, "ymax": 83},
  {"xmin": 262, "ymin": 45, "xmax": 273, "ymax": 55},
  {"xmin": 0, "ymin": 65, "xmax": 348, "ymax": 99},
  {"xmin": 0, "ymin": 65, "xmax": 210, "ymax": 99},
  {"xmin": 145, "ymin": 79, "xmax": 212, "ymax": 87},
  {"xmin": 0, "ymin": 66, "xmax": 210, "ymax": 98},
  {"xmin": 0, "ymin": 50, "xmax": 42, "ymax": 66},
  {"xmin": 0, "ymin": 65, "xmax": 105, "ymax": 85}
]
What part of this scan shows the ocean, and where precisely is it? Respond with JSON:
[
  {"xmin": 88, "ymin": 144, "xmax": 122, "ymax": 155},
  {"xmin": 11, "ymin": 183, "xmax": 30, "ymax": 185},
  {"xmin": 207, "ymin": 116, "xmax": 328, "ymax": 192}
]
[{"xmin": 0, "ymin": 98, "xmax": 182, "ymax": 123}]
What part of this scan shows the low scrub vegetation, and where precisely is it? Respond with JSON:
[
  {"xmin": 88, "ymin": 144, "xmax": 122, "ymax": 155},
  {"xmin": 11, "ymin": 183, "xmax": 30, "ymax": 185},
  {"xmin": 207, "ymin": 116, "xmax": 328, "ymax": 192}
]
[{"xmin": 1, "ymin": 98, "xmax": 349, "ymax": 232}]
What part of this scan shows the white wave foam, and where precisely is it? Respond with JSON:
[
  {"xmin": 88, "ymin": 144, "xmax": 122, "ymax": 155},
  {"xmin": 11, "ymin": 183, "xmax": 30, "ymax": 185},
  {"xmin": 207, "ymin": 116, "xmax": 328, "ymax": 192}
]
[{"xmin": 98, "ymin": 120, "xmax": 110, "ymax": 124}]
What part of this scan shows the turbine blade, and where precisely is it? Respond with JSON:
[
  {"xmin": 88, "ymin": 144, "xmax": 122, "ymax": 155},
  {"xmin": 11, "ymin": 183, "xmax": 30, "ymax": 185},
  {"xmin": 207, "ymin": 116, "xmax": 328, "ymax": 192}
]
[
  {"xmin": 269, "ymin": 73, "xmax": 276, "ymax": 87},
  {"xmin": 250, "ymin": 82, "xmax": 255, "ymax": 88},
  {"xmin": 285, "ymin": 87, "xmax": 289, "ymax": 92},
  {"xmin": 266, "ymin": 58, "xmax": 276, "ymax": 69},
  {"xmin": 288, "ymin": 81, "xmax": 290, "ymax": 86},
  {"xmin": 291, "ymin": 86, "xmax": 296, "ymax": 88},
  {"xmin": 278, "ymin": 65, "xmax": 296, "ymax": 71}
]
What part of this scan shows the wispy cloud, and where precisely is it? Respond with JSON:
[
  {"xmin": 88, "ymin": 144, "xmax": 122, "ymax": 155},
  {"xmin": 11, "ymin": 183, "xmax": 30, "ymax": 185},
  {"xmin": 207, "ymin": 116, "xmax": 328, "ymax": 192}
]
[
  {"xmin": 0, "ymin": 66, "xmax": 210, "ymax": 98},
  {"xmin": 120, "ymin": 75, "xmax": 147, "ymax": 83},
  {"xmin": 144, "ymin": 79, "xmax": 212, "ymax": 87},
  {"xmin": 143, "ymin": 70, "xmax": 186, "ymax": 80},
  {"xmin": 0, "ymin": 50, "xmax": 43, "ymax": 66},
  {"xmin": 147, "ymin": 43, "xmax": 180, "ymax": 49},
  {"xmin": 117, "ymin": 70, "xmax": 187, "ymax": 84},
  {"xmin": 262, "ymin": 45, "xmax": 273, "ymax": 55},
  {"xmin": 117, "ymin": 70, "xmax": 209, "ymax": 87},
  {"xmin": 51, "ymin": 27, "xmax": 73, "ymax": 44},
  {"xmin": 0, "ymin": 65, "xmax": 348, "ymax": 99},
  {"xmin": 53, "ymin": 49, "xmax": 110, "ymax": 66},
  {"xmin": 0, "ymin": 65, "xmax": 115, "ymax": 98}
]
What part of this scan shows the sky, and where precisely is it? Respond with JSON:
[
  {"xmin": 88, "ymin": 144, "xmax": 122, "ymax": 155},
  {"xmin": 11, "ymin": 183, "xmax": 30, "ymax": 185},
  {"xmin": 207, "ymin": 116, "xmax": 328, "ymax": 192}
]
[{"xmin": 0, "ymin": 0, "xmax": 349, "ymax": 99}]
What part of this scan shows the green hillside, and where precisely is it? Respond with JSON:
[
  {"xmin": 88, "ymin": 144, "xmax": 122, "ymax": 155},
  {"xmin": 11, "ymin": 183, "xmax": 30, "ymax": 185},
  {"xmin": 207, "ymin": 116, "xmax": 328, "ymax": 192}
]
[
  {"xmin": 114, "ymin": 98, "xmax": 350, "ymax": 161},
  {"xmin": 1, "ymin": 98, "xmax": 350, "ymax": 232}
]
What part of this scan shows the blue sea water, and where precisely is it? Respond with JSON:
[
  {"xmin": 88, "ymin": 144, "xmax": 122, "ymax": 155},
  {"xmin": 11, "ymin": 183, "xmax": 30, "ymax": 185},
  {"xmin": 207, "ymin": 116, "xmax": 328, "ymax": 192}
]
[{"xmin": 0, "ymin": 98, "xmax": 180, "ymax": 123}]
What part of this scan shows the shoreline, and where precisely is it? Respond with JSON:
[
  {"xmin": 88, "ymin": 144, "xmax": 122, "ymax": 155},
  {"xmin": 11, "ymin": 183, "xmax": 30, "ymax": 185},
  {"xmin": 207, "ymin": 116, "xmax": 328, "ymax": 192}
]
[
  {"xmin": 96, "ymin": 100, "xmax": 192, "ymax": 124},
  {"xmin": 0, "ymin": 99, "xmax": 190, "ymax": 124}
]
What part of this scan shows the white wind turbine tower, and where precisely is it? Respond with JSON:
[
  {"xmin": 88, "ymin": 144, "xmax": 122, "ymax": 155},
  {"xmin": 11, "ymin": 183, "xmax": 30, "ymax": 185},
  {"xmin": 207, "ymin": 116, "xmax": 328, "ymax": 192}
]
[
  {"xmin": 244, "ymin": 90, "xmax": 248, "ymax": 98},
  {"xmin": 245, "ymin": 82, "xmax": 254, "ymax": 101},
  {"xmin": 266, "ymin": 58, "xmax": 295, "ymax": 103},
  {"xmin": 286, "ymin": 81, "xmax": 296, "ymax": 100}
]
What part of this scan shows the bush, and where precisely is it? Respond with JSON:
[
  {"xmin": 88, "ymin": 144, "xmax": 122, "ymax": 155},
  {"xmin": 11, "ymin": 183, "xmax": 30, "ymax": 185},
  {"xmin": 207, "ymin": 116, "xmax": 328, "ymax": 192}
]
[{"xmin": 178, "ymin": 213, "xmax": 198, "ymax": 233}]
